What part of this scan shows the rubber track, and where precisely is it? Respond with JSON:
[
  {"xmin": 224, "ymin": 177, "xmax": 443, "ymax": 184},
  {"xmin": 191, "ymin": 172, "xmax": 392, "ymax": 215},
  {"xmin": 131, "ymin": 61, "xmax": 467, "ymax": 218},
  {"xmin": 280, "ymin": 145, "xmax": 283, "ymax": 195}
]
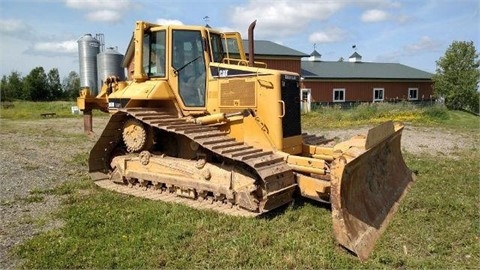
[
  {"xmin": 302, "ymin": 133, "xmax": 334, "ymax": 145},
  {"xmin": 89, "ymin": 108, "xmax": 296, "ymax": 214},
  {"xmin": 95, "ymin": 180, "xmax": 258, "ymax": 217}
]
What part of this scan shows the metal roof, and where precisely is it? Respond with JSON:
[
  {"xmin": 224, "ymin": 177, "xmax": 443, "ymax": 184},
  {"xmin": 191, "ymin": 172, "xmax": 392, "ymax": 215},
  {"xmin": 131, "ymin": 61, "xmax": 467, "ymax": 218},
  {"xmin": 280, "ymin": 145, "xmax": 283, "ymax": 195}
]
[
  {"xmin": 310, "ymin": 50, "xmax": 321, "ymax": 57},
  {"xmin": 349, "ymin": 52, "xmax": 362, "ymax": 59},
  {"xmin": 242, "ymin": 40, "xmax": 309, "ymax": 57},
  {"xmin": 301, "ymin": 61, "xmax": 433, "ymax": 80}
]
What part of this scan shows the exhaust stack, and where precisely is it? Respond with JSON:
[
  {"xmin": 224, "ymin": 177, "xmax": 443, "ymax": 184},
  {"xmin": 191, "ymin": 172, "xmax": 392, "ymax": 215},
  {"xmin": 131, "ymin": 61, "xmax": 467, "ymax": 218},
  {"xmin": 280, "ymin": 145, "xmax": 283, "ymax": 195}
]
[{"xmin": 248, "ymin": 20, "xmax": 256, "ymax": 67}]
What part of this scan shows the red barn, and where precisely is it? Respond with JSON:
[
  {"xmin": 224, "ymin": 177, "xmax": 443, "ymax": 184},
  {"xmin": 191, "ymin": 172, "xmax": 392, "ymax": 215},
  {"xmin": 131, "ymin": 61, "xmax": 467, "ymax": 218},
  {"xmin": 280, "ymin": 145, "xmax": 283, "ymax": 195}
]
[{"xmin": 301, "ymin": 51, "xmax": 434, "ymax": 105}]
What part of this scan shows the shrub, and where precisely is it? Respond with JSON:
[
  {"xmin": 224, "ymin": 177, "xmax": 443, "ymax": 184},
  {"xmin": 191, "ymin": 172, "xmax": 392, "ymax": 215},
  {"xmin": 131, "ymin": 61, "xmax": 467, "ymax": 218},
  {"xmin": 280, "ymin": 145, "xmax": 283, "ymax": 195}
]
[{"xmin": 422, "ymin": 105, "xmax": 449, "ymax": 120}]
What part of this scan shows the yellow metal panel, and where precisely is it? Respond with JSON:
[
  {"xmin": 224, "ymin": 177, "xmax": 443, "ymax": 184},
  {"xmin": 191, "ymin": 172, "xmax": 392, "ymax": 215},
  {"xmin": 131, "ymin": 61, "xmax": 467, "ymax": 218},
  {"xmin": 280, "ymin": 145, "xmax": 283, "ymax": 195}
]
[
  {"xmin": 254, "ymin": 73, "xmax": 283, "ymax": 151},
  {"xmin": 302, "ymin": 145, "xmax": 335, "ymax": 156},
  {"xmin": 296, "ymin": 173, "xmax": 330, "ymax": 198},
  {"xmin": 289, "ymin": 165, "xmax": 325, "ymax": 175},
  {"xmin": 108, "ymin": 81, "xmax": 175, "ymax": 100},
  {"xmin": 242, "ymin": 116, "xmax": 276, "ymax": 150},
  {"xmin": 286, "ymin": 155, "xmax": 325, "ymax": 168},
  {"xmin": 312, "ymin": 154, "xmax": 334, "ymax": 161}
]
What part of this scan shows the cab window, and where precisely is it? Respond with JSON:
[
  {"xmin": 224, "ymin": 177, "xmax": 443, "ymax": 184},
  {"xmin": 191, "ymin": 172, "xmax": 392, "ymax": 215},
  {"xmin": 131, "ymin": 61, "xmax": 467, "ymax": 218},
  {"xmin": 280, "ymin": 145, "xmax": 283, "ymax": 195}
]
[
  {"xmin": 143, "ymin": 31, "xmax": 166, "ymax": 77},
  {"xmin": 210, "ymin": 33, "xmax": 225, "ymax": 63},
  {"xmin": 172, "ymin": 30, "xmax": 206, "ymax": 107}
]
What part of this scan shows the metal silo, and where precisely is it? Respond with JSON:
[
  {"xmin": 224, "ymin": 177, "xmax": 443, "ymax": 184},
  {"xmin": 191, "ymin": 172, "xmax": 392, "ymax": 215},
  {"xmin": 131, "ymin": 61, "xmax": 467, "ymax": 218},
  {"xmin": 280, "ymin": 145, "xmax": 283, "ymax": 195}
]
[
  {"xmin": 77, "ymin": 34, "xmax": 100, "ymax": 94},
  {"xmin": 97, "ymin": 47, "xmax": 125, "ymax": 90}
]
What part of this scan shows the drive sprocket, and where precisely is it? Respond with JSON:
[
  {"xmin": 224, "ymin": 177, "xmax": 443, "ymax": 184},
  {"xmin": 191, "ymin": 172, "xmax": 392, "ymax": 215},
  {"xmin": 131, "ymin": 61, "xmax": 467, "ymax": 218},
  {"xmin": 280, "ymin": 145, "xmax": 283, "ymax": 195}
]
[{"xmin": 122, "ymin": 118, "xmax": 153, "ymax": 152}]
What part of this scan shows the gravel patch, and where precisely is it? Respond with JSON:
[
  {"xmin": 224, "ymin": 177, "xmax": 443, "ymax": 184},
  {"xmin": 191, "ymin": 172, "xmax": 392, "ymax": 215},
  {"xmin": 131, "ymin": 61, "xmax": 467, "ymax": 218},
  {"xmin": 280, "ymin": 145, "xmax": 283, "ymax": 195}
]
[
  {"xmin": 307, "ymin": 123, "xmax": 479, "ymax": 157},
  {"xmin": 0, "ymin": 117, "xmax": 477, "ymax": 269},
  {"xmin": 0, "ymin": 117, "xmax": 105, "ymax": 269}
]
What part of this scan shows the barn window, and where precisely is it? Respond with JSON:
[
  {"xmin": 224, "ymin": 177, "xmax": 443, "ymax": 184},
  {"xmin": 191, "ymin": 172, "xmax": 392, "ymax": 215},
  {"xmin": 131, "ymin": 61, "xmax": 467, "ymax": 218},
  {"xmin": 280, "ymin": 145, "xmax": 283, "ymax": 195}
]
[
  {"xmin": 408, "ymin": 88, "xmax": 418, "ymax": 100},
  {"xmin": 373, "ymin": 88, "xmax": 384, "ymax": 102},
  {"xmin": 333, "ymin": 88, "xmax": 345, "ymax": 102}
]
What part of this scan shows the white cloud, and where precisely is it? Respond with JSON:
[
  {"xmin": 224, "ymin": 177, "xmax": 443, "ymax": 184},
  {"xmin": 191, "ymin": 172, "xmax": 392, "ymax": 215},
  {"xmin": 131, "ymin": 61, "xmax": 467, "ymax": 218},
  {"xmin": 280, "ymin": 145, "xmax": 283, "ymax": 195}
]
[
  {"xmin": 33, "ymin": 40, "xmax": 78, "ymax": 54},
  {"xmin": 309, "ymin": 27, "xmax": 348, "ymax": 43},
  {"xmin": 64, "ymin": 0, "xmax": 133, "ymax": 23},
  {"xmin": 404, "ymin": 36, "xmax": 439, "ymax": 54},
  {"xmin": 230, "ymin": 0, "xmax": 345, "ymax": 39},
  {"xmin": 0, "ymin": 19, "xmax": 34, "ymax": 40},
  {"xmin": 375, "ymin": 36, "xmax": 441, "ymax": 64},
  {"xmin": 375, "ymin": 50, "xmax": 401, "ymax": 63},
  {"xmin": 361, "ymin": 9, "xmax": 390, "ymax": 22},
  {"xmin": 86, "ymin": 10, "xmax": 122, "ymax": 23},
  {"xmin": 65, "ymin": 0, "xmax": 132, "ymax": 10},
  {"xmin": 356, "ymin": 0, "xmax": 401, "ymax": 9},
  {"xmin": 213, "ymin": 26, "xmax": 236, "ymax": 33},
  {"xmin": 155, "ymin": 19, "xmax": 184, "ymax": 25},
  {"xmin": 395, "ymin": 14, "xmax": 410, "ymax": 24},
  {"xmin": 358, "ymin": 2, "xmax": 409, "ymax": 24},
  {"xmin": 0, "ymin": 19, "xmax": 29, "ymax": 33}
]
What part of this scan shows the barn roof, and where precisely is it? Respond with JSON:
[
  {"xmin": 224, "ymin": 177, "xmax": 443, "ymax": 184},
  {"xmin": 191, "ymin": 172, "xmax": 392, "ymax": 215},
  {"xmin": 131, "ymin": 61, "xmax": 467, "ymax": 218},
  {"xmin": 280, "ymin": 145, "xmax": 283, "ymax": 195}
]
[
  {"xmin": 349, "ymin": 52, "xmax": 362, "ymax": 59},
  {"xmin": 242, "ymin": 40, "xmax": 309, "ymax": 57},
  {"xmin": 310, "ymin": 50, "xmax": 321, "ymax": 57},
  {"xmin": 301, "ymin": 61, "xmax": 433, "ymax": 80}
]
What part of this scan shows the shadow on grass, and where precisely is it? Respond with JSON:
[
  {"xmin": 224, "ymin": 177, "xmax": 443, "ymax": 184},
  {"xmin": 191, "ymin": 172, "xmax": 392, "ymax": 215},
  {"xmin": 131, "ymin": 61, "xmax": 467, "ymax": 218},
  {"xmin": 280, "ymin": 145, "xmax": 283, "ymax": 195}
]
[{"xmin": 259, "ymin": 194, "xmax": 332, "ymax": 221}]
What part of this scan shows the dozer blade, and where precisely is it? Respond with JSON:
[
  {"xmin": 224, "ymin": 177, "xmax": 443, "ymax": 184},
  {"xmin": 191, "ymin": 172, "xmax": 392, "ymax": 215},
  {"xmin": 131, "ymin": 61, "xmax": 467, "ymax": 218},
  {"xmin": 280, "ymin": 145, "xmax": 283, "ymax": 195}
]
[{"xmin": 330, "ymin": 121, "xmax": 414, "ymax": 260}]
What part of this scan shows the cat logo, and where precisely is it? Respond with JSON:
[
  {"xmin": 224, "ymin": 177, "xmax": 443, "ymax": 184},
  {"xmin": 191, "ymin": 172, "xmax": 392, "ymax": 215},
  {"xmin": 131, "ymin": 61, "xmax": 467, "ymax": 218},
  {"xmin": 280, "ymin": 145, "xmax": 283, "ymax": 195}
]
[{"xmin": 219, "ymin": 69, "xmax": 228, "ymax": 77}]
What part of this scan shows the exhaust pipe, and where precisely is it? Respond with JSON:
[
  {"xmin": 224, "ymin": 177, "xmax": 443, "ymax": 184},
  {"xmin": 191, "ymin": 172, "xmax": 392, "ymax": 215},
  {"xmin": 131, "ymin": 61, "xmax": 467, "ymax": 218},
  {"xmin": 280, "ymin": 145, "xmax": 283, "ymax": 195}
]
[{"xmin": 248, "ymin": 20, "xmax": 257, "ymax": 67}]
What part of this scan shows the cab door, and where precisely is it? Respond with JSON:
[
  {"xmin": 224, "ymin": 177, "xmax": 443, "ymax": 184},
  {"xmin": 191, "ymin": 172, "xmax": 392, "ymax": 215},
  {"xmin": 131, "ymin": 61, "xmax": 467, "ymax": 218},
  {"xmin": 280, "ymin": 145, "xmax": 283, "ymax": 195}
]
[{"xmin": 171, "ymin": 30, "xmax": 206, "ymax": 108}]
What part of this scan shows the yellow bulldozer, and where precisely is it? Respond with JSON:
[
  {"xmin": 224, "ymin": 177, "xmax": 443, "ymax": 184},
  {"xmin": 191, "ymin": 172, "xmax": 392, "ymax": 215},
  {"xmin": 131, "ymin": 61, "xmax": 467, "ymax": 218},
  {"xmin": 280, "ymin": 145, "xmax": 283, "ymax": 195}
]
[{"xmin": 77, "ymin": 21, "xmax": 414, "ymax": 260}]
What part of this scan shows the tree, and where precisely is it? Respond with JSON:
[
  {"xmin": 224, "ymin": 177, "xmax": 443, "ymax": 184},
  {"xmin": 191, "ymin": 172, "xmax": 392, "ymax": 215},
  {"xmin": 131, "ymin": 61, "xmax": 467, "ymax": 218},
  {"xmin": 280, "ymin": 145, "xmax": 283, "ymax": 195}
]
[
  {"xmin": 9, "ymin": 71, "xmax": 25, "ymax": 100},
  {"xmin": 433, "ymin": 41, "xmax": 480, "ymax": 112},
  {"xmin": 47, "ymin": 68, "xmax": 63, "ymax": 100},
  {"xmin": 24, "ymin": 67, "xmax": 49, "ymax": 101},
  {"xmin": 62, "ymin": 71, "xmax": 81, "ymax": 100},
  {"xmin": 0, "ymin": 71, "xmax": 24, "ymax": 100},
  {"xmin": 0, "ymin": 75, "xmax": 8, "ymax": 101}
]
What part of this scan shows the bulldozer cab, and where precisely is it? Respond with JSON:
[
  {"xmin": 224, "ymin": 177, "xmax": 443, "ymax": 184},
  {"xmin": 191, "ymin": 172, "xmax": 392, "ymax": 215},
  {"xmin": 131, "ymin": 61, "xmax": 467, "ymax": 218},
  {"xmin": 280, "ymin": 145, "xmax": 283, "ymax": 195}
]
[
  {"xmin": 136, "ymin": 24, "xmax": 249, "ymax": 110},
  {"xmin": 140, "ymin": 26, "xmax": 208, "ymax": 109}
]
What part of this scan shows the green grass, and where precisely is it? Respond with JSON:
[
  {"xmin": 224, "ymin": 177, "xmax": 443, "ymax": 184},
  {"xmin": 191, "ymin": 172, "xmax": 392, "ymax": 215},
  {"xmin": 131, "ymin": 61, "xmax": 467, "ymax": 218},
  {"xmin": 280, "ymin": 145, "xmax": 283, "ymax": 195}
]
[
  {"xmin": 13, "ymin": 189, "xmax": 358, "ymax": 269},
  {"xmin": 302, "ymin": 103, "xmax": 479, "ymax": 130},
  {"xmin": 374, "ymin": 151, "xmax": 480, "ymax": 268},
  {"xmin": 13, "ymin": 149, "xmax": 480, "ymax": 268},
  {"xmin": 15, "ymin": 194, "xmax": 45, "ymax": 204},
  {"xmin": 13, "ymin": 154, "xmax": 480, "ymax": 268},
  {"xmin": 0, "ymin": 101, "xmax": 84, "ymax": 119},
  {"xmin": 437, "ymin": 110, "xmax": 480, "ymax": 129}
]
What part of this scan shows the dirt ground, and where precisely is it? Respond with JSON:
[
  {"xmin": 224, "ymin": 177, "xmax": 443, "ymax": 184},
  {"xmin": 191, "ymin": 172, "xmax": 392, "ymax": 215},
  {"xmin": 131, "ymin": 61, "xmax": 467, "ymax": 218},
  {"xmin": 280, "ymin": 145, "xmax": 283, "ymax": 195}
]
[{"xmin": 0, "ymin": 117, "xmax": 477, "ymax": 269}]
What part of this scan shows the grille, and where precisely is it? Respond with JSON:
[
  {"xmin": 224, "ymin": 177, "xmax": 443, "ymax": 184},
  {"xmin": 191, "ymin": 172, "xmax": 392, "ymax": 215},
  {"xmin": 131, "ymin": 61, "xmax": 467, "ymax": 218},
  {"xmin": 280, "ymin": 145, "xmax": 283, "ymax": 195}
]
[{"xmin": 220, "ymin": 80, "xmax": 256, "ymax": 107}]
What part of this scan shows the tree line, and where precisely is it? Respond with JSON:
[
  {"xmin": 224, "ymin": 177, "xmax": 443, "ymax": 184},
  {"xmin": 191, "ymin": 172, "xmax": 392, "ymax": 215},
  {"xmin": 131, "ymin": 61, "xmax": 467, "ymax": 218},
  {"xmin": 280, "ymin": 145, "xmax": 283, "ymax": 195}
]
[{"xmin": 0, "ymin": 67, "xmax": 80, "ymax": 102}]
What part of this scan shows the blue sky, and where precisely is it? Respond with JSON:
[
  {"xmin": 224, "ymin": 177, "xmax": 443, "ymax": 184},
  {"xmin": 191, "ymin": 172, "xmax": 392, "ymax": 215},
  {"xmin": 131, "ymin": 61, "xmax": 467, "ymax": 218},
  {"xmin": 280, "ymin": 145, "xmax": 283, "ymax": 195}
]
[{"xmin": 0, "ymin": 0, "xmax": 478, "ymax": 79}]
